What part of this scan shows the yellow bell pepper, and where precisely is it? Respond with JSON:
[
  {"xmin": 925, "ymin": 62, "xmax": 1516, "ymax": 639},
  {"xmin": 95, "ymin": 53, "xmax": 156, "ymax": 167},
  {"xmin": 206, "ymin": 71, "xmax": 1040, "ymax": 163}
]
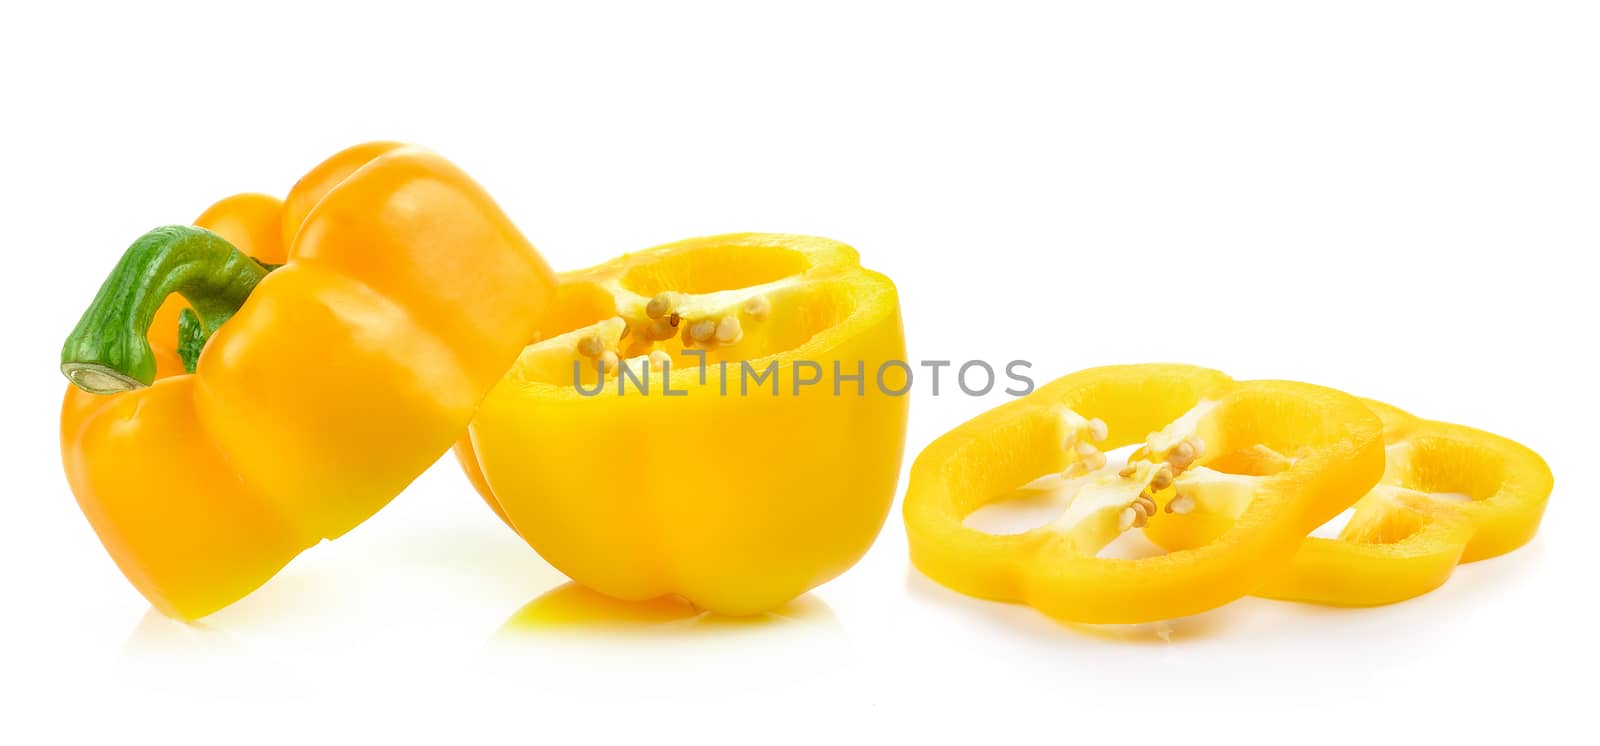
[
  {"xmin": 1162, "ymin": 399, "xmax": 1552, "ymax": 606},
  {"xmin": 455, "ymin": 234, "xmax": 909, "ymax": 615},
  {"xmin": 902, "ymin": 364, "xmax": 1384, "ymax": 624},
  {"xmin": 59, "ymin": 142, "xmax": 556, "ymax": 620}
]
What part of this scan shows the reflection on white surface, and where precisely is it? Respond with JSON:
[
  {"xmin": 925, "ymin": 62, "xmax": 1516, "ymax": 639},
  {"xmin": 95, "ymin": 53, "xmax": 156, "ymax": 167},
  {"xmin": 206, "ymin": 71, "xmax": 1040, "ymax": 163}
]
[
  {"xmin": 902, "ymin": 538, "xmax": 1549, "ymax": 686},
  {"xmin": 482, "ymin": 583, "xmax": 852, "ymax": 688},
  {"xmin": 497, "ymin": 582, "xmax": 840, "ymax": 635},
  {"xmin": 124, "ymin": 608, "xmax": 243, "ymax": 656},
  {"xmin": 903, "ymin": 565, "xmax": 1238, "ymax": 645}
]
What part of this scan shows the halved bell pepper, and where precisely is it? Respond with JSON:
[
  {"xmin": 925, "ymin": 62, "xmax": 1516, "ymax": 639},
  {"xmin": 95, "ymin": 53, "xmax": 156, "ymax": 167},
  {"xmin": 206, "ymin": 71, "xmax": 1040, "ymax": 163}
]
[
  {"xmin": 59, "ymin": 142, "xmax": 556, "ymax": 620},
  {"xmin": 1150, "ymin": 399, "xmax": 1553, "ymax": 606},
  {"xmin": 455, "ymin": 234, "xmax": 908, "ymax": 615},
  {"xmin": 902, "ymin": 364, "xmax": 1384, "ymax": 624}
]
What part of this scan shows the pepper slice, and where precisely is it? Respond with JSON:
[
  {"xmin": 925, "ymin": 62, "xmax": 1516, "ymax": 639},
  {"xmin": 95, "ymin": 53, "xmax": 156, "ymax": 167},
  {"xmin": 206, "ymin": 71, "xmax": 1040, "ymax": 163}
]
[
  {"xmin": 902, "ymin": 364, "xmax": 1384, "ymax": 624},
  {"xmin": 455, "ymin": 234, "xmax": 909, "ymax": 615},
  {"xmin": 1157, "ymin": 399, "xmax": 1553, "ymax": 606},
  {"xmin": 59, "ymin": 142, "xmax": 556, "ymax": 619}
]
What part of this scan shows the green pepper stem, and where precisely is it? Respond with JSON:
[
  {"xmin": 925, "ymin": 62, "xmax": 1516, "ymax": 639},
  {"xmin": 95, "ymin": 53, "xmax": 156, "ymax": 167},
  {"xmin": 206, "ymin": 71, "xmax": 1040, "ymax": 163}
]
[{"xmin": 61, "ymin": 225, "xmax": 268, "ymax": 394}]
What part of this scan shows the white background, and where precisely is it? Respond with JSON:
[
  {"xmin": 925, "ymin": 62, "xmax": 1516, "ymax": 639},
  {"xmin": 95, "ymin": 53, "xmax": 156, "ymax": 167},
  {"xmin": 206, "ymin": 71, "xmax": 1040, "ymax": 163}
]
[{"xmin": 2, "ymin": 1, "xmax": 1595, "ymax": 742}]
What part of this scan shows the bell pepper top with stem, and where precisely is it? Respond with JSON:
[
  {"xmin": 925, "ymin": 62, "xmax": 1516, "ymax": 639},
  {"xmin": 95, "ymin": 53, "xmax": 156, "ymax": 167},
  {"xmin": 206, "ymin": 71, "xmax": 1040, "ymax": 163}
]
[
  {"xmin": 59, "ymin": 142, "xmax": 557, "ymax": 620},
  {"xmin": 62, "ymin": 225, "xmax": 269, "ymax": 393}
]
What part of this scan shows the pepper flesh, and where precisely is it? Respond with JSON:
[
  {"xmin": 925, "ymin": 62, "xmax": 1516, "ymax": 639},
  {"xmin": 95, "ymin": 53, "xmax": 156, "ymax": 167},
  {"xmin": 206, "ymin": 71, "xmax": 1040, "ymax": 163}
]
[
  {"xmin": 455, "ymin": 234, "xmax": 909, "ymax": 615},
  {"xmin": 59, "ymin": 142, "xmax": 556, "ymax": 620},
  {"xmin": 902, "ymin": 364, "xmax": 1385, "ymax": 624},
  {"xmin": 1200, "ymin": 399, "xmax": 1551, "ymax": 606}
]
